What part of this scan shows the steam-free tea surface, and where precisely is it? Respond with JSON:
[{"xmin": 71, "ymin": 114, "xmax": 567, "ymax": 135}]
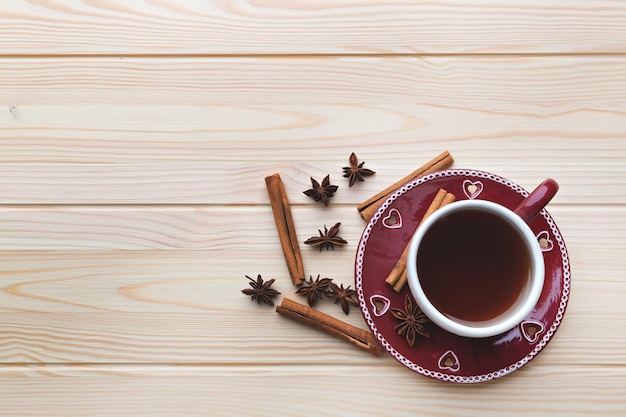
[{"xmin": 418, "ymin": 209, "xmax": 530, "ymax": 323}]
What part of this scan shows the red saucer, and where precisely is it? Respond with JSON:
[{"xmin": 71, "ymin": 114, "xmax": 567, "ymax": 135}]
[{"xmin": 355, "ymin": 169, "xmax": 570, "ymax": 383}]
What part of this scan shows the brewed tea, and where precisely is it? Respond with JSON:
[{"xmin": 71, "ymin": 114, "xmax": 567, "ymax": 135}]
[{"xmin": 416, "ymin": 208, "xmax": 530, "ymax": 323}]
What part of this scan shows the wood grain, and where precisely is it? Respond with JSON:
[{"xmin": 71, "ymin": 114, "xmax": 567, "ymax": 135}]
[
  {"xmin": 0, "ymin": 206, "xmax": 620, "ymax": 252},
  {"xmin": 1, "ymin": 57, "xmax": 624, "ymax": 203},
  {"xmin": 3, "ymin": 57, "xmax": 626, "ymax": 106},
  {"xmin": 1, "ymin": 1, "xmax": 626, "ymax": 55},
  {"xmin": 0, "ymin": 205, "xmax": 623, "ymax": 365},
  {"xmin": 0, "ymin": 365, "xmax": 625, "ymax": 416},
  {"xmin": 0, "ymin": 159, "xmax": 623, "ymax": 204},
  {"xmin": 2, "ymin": 1, "xmax": 626, "ymax": 414},
  {"xmin": 2, "ymin": 103, "xmax": 625, "ymax": 166}
]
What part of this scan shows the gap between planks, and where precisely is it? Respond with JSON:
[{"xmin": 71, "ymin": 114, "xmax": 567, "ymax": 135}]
[
  {"xmin": 0, "ymin": 362, "xmax": 621, "ymax": 370},
  {"xmin": 3, "ymin": 53, "xmax": 626, "ymax": 59}
]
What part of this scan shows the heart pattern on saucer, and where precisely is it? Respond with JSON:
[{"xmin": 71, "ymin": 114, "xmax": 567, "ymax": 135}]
[
  {"xmin": 520, "ymin": 320, "xmax": 545, "ymax": 344},
  {"xmin": 536, "ymin": 231, "xmax": 554, "ymax": 252},
  {"xmin": 462, "ymin": 180, "xmax": 484, "ymax": 199},
  {"xmin": 438, "ymin": 350, "xmax": 461, "ymax": 372},
  {"xmin": 382, "ymin": 208, "xmax": 403, "ymax": 229},
  {"xmin": 356, "ymin": 169, "xmax": 571, "ymax": 383},
  {"xmin": 369, "ymin": 294, "xmax": 391, "ymax": 317}
]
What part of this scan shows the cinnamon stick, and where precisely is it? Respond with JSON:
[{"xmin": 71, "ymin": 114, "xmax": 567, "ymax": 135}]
[
  {"xmin": 421, "ymin": 188, "xmax": 449, "ymax": 222},
  {"xmin": 357, "ymin": 151, "xmax": 454, "ymax": 221},
  {"xmin": 276, "ymin": 297, "xmax": 382, "ymax": 356},
  {"xmin": 386, "ymin": 189, "xmax": 456, "ymax": 292},
  {"xmin": 265, "ymin": 174, "xmax": 305, "ymax": 286},
  {"xmin": 441, "ymin": 192, "xmax": 456, "ymax": 209},
  {"xmin": 384, "ymin": 189, "xmax": 447, "ymax": 288}
]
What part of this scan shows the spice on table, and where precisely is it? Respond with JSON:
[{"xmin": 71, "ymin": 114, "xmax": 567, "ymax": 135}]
[
  {"xmin": 357, "ymin": 150, "xmax": 454, "ymax": 221},
  {"xmin": 304, "ymin": 222, "xmax": 348, "ymax": 251},
  {"xmin": 241, "ymin": 274, "xmax": 281, "ymax": 306},
  {"xmin": 327, "ymin": 282, "xmax": 358, "ymax": 315},
  {"xmin": 276, "ymin": 297, "xmax": 382, "ymax": 356},
  {"xmin": 303, "ymin": 175, "xmax": 338, "ymax": 206},
  {"xmin": 342, "ymin": 152, "xmax": 376, "ymax": 188},
  {"xmin": 295, "ymin": 274, "xmax": 333, "ymax": 307},
  {"xmin": 385, "ymin": 188, "xmax": 456, "ymax": 292},
  {"xmin": 265, "ymin": 173, "xmax": 305, "ymax": 286},
  {"xmin": 391, "ymin": 295, "xmax": 431, "ymax": 347}
]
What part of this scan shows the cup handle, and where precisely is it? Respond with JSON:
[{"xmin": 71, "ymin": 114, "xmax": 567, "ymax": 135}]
[{"xmin": 513, "ymin": 178, "xmax": 559, "ymax": 224}]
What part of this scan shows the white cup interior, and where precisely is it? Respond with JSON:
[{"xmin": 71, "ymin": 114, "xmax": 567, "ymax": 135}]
[{"xmin": 406, "ymin": 200, "xmax": 544, "ymax": 338}]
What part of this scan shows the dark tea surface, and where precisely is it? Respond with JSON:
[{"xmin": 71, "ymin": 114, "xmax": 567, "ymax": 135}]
[{"xmin": 417, "ymin": 209, "xmax": 530, "ymax": 323}]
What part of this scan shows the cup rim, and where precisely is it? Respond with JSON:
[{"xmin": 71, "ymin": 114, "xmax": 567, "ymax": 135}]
[{"xmin": 406, "ymin": 199, "xmax": 545, "ymax": 338}]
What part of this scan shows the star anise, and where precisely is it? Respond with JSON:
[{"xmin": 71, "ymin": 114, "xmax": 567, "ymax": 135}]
[
  {"xmin": 241, "ymin": 274, "xmax": 281, "ymax": 306},
  {"xmin": 390, "ymin": 295, "xmax": 431, "ymax": 347},
  {"xmin": 295, "ymin": 274, "xmax": 333, "ymax": 307},
  {"xmin": 342, "ymin": 152, "xmax": 375, "ymax": 188},
  {"xmin": 327, "ymin": 282, "xmax": 359, "ymax": 315},
  {"xmin": 303, "ymin": 175, "xmax": 338, "ymax": 206},
  {"xmin": 304, "ymin": 222, "xmax": 348, "ymax": 251}
]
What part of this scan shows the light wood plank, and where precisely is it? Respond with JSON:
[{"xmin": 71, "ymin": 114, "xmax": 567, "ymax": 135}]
[
  {"xmin": 0, "ymin": 206, "xmax": 621, "ymax": 252},
  {"xmin": 1, "ymin": 56, "xmax": 624, "ymax": 203},
  {"xmin": 1, "ymin": 1, "xmax": 626, "ymax": 55},
  {"xmin": 1, "ymin": 104, "xmax": 625, "ymax": 167},
  {"xmin": 3, "ymin": 57, "xmax": 626, "ymax": 107},
  {"xmin": 1, "ymin": 310, "xmax": 622, "ymax": 366},
  {"xmin": 0, "ymin": 365, "xmax": 624, "ymax": 416},
  {"xmin": 0, "ymin": 159, "xmax": 623, "ymax": 205}
]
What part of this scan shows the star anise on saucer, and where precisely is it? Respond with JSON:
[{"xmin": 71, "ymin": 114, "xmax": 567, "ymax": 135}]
[
  {"xmin": 304, "ymin": 222, "xmax": 348, "ymax": 251},
  {"xmin": 342, "ymin": 152, "xmax": 375, "ymax": 188},
  {"xmin": 295, "ymin": 274, "xmax": 333, "ymax": 307},
  {"xmin": 241, "ymin": 274, "xmax": 281, "ymax": 306},
  {"xmin": 303, "ymin": 175, "xmax": 338, "ymax": 206},
  {"xmin": 391, "ymin": 295, "xmax": 431, "ymax": 347},
  {"xmin": 327, "ymin": 282, "xmax": 359, "ymax": 315}
]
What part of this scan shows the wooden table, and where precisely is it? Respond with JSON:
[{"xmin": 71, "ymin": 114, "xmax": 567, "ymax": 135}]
[{"xmin": 1, "ymin": 2, "xmax": 625, "ymax": 415}]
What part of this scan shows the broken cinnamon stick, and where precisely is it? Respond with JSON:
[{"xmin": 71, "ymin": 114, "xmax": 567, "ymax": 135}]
[
  {"xmin": 276, "ymin": 297, "xmax": 382, "ymax": 356},
  {"xmin": 357, "ymin": 150, "xmax": 454, "ymax": 221},
  {"xmin": 265, "ymin": 174, "xmax": 305, "ymax": 286},
  {"xmin": 386, "ymin": 189, "xmax": 456, "ymax": 292}
]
